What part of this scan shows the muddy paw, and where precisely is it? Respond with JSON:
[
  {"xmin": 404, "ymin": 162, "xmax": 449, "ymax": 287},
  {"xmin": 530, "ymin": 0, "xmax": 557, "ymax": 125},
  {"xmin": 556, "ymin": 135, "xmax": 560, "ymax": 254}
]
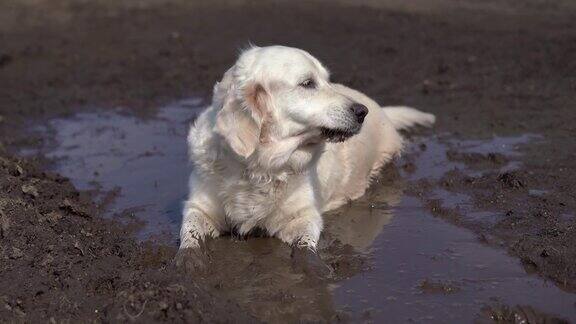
[
  {"xmin": 174, "ymin": 247, "xmax": 210, "ymax": 273},
  {"xmin": 291, "ymin": 246, "xmax": 333, "ymax": 281}
]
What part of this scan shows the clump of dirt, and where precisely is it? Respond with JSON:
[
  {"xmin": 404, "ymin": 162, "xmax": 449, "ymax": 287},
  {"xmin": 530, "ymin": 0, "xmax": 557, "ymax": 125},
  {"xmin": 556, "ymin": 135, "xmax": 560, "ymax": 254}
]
[
  {"xmin": 479, "ymin": 304, "xmax": 568, "ymax": 324},
  {"xmin": 497, "ymin": 172, "xmax": 525, "ymax": 189},
  {"xmin": 0, "ymin": 53, "xmax": 13, "ymax": 68},
  {"xmin": 418, "ymin": 279, "xmax": 460, "ymax": 294},
  {"xmin": 0, "ymin": 151, "xmax": 253, "ymax": 322},
  {"xmin": 446, "ymin": 150, "xmax": 509, "ymax": 170}
]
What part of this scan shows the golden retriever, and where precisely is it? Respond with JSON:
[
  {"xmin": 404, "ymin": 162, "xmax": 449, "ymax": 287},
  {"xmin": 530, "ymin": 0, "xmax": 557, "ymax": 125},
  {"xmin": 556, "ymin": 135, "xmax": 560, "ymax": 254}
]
[{"xmin": 178, "ymin": 45, "xmax": 434, "ymax": 271}]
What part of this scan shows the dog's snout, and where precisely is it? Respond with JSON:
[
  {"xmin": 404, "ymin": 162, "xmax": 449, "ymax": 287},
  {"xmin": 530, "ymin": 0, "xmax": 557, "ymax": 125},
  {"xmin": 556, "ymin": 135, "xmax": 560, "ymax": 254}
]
[{"xmin": 350, "ymin": 104, "xmax": 368, "ymax": 123}]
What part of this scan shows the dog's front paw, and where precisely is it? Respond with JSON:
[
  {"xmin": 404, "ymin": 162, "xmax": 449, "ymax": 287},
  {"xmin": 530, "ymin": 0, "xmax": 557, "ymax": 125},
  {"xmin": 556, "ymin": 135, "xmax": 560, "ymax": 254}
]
[
  {"xmin": 175, "ymin": 247, "xmax": 210, "ymax": 273},
  {"xmin": 291, "ymin": 246, "xmax": 333, "ymax": 281}
]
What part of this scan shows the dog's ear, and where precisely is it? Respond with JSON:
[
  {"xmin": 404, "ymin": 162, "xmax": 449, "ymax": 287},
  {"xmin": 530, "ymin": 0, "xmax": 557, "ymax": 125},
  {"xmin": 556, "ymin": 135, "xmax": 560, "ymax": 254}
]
[{"xmin": 214, "ymin": 77, "xmax": 269, "ymax": 158}]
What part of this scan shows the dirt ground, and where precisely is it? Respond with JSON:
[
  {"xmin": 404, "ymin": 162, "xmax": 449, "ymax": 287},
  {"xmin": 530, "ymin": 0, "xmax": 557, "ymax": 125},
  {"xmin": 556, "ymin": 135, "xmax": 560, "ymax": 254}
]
[{"xmin": 1, "ymin": 0, "xmax": 576, "ymax": 322}]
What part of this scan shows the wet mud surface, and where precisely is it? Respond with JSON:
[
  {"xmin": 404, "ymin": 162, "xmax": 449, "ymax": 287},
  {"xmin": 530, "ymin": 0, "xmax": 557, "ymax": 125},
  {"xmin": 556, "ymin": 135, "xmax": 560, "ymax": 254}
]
[
  {"xmin": 0, "ymin": 146, "xmax": 254, "ymax": 323},
  {"xmin": 17, "ymin": 101, "xmax": 576, "ymax": 322},
  {"xmin": 2, "ymin": 0, "xmax": 576, "ymax": 322}
]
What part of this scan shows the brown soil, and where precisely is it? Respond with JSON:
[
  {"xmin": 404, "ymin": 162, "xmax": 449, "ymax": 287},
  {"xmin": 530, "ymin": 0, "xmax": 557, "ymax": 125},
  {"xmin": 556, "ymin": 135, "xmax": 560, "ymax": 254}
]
[{"xmin": 0, "ymin": 149, "xmax": 254, "ymax": 322}]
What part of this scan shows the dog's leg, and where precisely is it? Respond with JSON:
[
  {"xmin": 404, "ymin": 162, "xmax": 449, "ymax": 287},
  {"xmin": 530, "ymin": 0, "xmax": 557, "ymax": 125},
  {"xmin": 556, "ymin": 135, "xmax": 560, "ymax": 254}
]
[
  {"xmin": 177, "ymin": 174, "xmax": 225, "ymax": 272},
  {"xmin": 273, "ymin": 207, "xmax": 332, "ymax": 280},
  {"xmin": 275, "ymin": 209, "xmax": 323, "ymax": 249},
  {"xmin": 179, "ymin": 201, "xmax": 222, "ymax": 249}
]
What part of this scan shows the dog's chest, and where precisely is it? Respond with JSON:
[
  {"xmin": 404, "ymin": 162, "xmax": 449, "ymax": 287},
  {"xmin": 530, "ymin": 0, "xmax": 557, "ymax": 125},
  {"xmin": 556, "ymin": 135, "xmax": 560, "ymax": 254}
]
[{"xmin": 220, "ymin": 178, "xmax": 287, "ymax": 225}]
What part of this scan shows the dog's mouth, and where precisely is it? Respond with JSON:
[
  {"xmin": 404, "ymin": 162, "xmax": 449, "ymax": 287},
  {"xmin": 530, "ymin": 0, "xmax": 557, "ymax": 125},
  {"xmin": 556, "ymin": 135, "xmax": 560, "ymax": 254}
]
[{"xmin": 320, "ymin": 127, "xmax": 358, "ymax": 143}]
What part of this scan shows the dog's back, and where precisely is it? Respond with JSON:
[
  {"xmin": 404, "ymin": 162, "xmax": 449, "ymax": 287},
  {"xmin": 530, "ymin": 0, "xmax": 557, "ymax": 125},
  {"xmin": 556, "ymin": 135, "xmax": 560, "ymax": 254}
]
[{"xmin": 317, "ymin": 84, "xmax": 433, "ymax": 212}]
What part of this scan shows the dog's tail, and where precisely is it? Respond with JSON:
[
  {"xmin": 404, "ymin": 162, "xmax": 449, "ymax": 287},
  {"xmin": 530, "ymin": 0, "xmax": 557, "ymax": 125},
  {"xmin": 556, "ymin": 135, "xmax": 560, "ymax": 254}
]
[{"xmin": 382, "ymin": 106, "xmax": 436, "ymax": 130}]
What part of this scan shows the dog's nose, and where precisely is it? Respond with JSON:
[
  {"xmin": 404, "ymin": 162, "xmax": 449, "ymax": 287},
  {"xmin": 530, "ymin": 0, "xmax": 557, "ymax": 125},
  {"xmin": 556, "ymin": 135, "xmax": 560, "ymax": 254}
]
[{"xmin": 350, "ymin": 103, "xmax": 368, "ymax": 123}]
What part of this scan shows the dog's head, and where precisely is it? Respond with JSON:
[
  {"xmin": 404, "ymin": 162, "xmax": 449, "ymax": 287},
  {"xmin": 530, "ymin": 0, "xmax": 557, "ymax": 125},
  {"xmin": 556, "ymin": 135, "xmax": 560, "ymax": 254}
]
[{"xmin": 213, "ymin": 45, "xmax": 368, "ymax": 171}]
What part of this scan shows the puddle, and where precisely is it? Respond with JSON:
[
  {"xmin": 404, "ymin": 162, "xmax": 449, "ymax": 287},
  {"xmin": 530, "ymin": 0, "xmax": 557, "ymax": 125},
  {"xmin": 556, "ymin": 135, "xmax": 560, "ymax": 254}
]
[
  {"xmin": 22, "ymin": 98, "xmax": 204, "ymax": 243},
  {"xmin": 529, "ymin": 189, "xmax": 549, "ymax": 197},
  {"xmin": 327, "ymin": 136, "xmax": 575, "ymax": 322},
  {"xmin": 407, "ymin": 134, "xmax": 539, "ymax": 181},
  {"xmin": 21, "ymin": 101, "xmax": 575, "ymax": 322},
  {"xmin": 331, "ymin": 195, "xmax": 576, "ymax": 322},
  {"xmin": 448, "ymin": 134, "xmax": 537, "ymax": 156}
]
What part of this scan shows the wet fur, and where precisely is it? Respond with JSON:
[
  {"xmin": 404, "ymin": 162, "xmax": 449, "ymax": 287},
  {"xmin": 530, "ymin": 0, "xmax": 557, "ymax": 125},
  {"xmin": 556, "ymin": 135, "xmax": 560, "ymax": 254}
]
[{"xmin": 179, "ymin": 45, "xmax": 435, "ymax": 251}]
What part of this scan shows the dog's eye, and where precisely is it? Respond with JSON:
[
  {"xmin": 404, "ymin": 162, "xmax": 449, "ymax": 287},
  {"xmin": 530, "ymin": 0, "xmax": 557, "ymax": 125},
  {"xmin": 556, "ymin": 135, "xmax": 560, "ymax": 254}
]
[{"xmin": 299, "ymin": 79, "xmax": 316, "ymax": 89}]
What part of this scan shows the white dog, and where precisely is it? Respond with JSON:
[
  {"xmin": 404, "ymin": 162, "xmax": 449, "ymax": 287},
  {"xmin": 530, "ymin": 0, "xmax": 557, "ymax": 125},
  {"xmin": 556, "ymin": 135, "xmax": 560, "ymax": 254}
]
[{"xmin": 178, "ymin": 45, "xmax": 434, "ymax": 270}]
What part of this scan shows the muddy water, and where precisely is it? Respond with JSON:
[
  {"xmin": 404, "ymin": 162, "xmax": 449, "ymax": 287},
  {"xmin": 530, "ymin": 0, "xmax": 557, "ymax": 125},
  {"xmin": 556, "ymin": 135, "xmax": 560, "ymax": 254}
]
[
  {"xmin": 22, "ymin": 99, "xmax": 576, "ymax": 322},
  {"xmin": 331, "ymin": 188, "xmax": 575, "ymax": 322},
  {"xmin": 21, "ymin": 98, "xmax": 204, "ymax": 243}
]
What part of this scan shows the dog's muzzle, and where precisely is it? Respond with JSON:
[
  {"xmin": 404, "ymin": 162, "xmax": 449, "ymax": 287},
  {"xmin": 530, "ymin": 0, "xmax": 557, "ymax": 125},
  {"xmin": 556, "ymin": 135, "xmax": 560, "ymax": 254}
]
[{"xmin": 320, "ymin": 103, "xmax": 368, "ymax": 143}]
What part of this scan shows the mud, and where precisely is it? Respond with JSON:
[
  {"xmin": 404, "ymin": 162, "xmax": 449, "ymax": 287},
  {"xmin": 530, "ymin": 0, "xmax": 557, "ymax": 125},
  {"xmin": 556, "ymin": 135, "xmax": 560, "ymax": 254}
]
[
  {"xmin": 0, "ymin": 149, "xmax": 253, "ymax": 322},
  {"xmin": 2, "ymin": 0, "xmax": 576, "ymax": 322},
  {"xmin": 15, "ymin": 102, "xmax": 576, "ymax": 322}
]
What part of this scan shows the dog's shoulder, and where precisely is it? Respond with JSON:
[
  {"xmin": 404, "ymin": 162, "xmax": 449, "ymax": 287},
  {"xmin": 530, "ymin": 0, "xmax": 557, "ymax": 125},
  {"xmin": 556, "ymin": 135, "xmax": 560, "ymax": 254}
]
[{"xmin": 188, "ymin": 106, "xmax": 220, "ymax": 170}]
